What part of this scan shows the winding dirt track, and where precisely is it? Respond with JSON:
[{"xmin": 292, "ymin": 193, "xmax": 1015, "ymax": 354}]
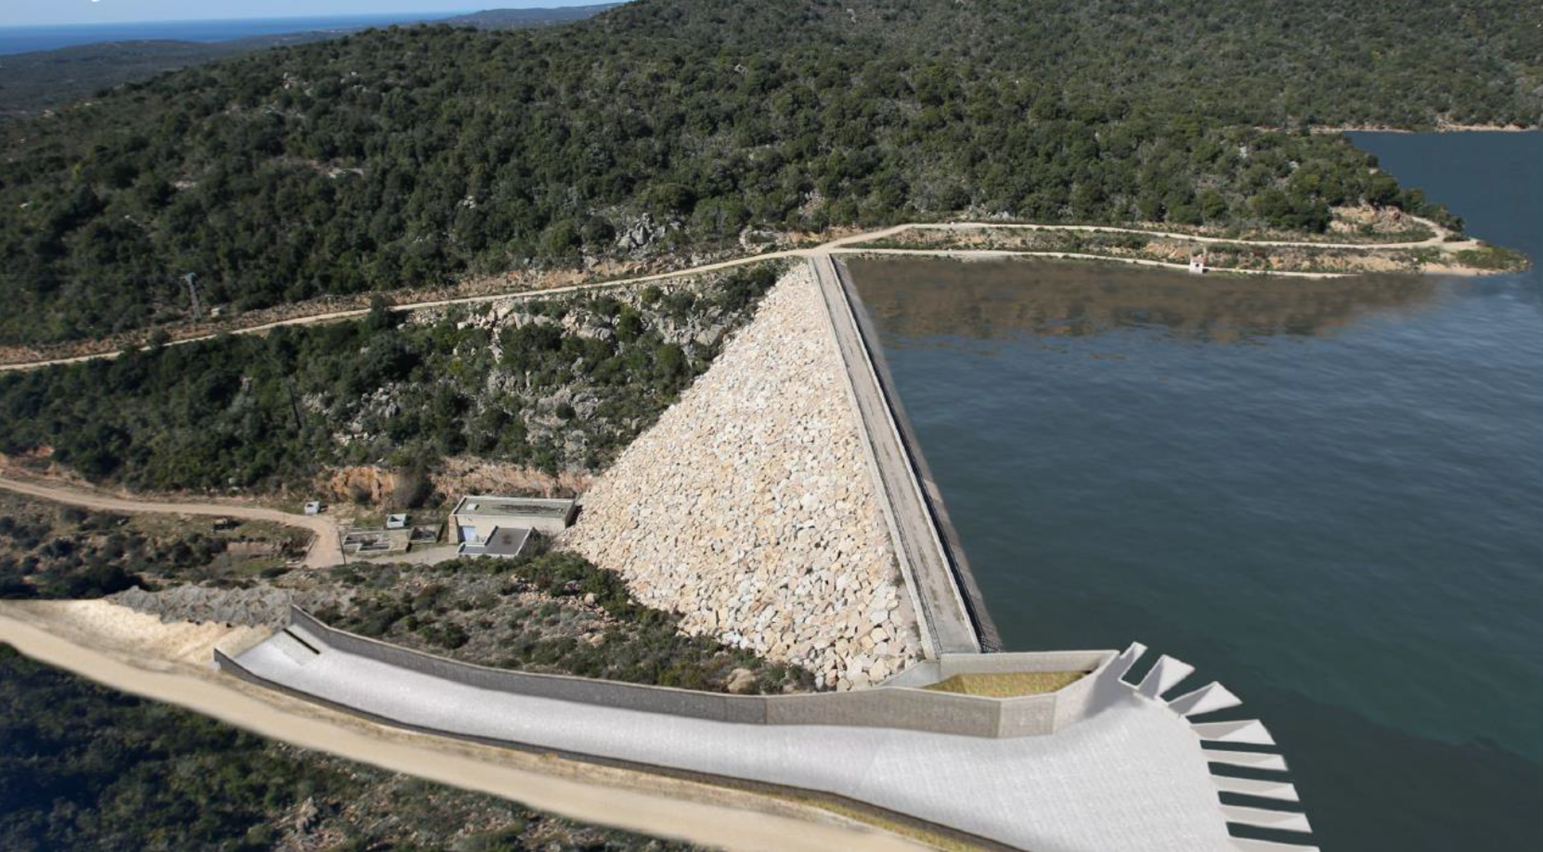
[
  {"xmin": 0, "ymin": 216, "xmax": 1464, "ymax": 373},
  {"xmin": 0, "ymin": 476, "xmax": 342, "ymax": 569}
]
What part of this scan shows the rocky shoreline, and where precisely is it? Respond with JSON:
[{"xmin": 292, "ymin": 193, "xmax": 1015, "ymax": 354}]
[{"xmin": 564, "ymin": 265, "xmax": 924, "ymax": 691}]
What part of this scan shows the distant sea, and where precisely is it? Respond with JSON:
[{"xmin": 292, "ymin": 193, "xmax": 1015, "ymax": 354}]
[{"xmin": 0, "ymin": 14, "xmax": 469, "ymax": 56}]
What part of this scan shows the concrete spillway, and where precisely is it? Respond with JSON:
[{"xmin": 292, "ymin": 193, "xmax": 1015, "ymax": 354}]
[{"xmin": 222, "ymin": 615, "xmax": 1273, "ymax": 852}]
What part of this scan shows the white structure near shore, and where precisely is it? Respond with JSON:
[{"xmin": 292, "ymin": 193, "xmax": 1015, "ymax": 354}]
[{"xmin": 449, "ymin": 495, "xmax": 576, "ymax": 543}]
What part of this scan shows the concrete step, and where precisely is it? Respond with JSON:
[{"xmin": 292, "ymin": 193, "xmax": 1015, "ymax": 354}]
[{"xmin": 270, "ymin": 628, "xmax": 322, "ymax": 665}]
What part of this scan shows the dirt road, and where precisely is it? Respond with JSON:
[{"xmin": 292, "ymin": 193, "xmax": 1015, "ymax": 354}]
[
  {"xmin": 0, "ymin": 476, "xmax": 342, "ymax": 569},
  {"xmin": 906, "ymin": 215, "xmax": 1471, "ymax": 250}
]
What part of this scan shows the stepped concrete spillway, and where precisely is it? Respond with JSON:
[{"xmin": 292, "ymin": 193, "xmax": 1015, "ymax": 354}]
[{"xmin": 221, "ymin": 611, "xmax": 1267, "ymax": 852}]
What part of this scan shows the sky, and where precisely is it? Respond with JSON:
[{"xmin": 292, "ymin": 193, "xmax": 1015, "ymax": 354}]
[{"xmin": 2, "ymin": 1, "xmax": 596, "ymax": 28}]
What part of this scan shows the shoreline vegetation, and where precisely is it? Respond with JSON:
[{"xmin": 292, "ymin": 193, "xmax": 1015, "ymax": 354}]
[
  {"xmin": 844, "ymin": 223, "xmax": 1529, "ymax": 279},
  {"xmin": 1306, "ymin": 124, "xmax": 1540, "ymax": 134}
]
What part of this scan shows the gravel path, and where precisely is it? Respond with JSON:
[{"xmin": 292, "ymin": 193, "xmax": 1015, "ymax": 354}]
[{"xmin": 0, "ymin": 476, "xmax": 341, "ymax": 568}]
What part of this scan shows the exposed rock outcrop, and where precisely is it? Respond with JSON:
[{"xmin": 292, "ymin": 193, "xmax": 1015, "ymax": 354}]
[{"xmin": 563, "ymin": 265, "xmax": 923, "ymax": 690}]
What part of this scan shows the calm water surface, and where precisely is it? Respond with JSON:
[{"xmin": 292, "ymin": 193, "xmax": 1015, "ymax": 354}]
[{"xmin": 849, "ymin": 130, "xmax": 1541, "ymax": 850}]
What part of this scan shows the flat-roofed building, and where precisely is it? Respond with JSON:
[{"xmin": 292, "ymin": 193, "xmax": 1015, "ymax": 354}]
[
  {"xmin": 457, "ymin": 526, "xmax": 532, "ymax": 559},
  {"xmin": 449, "ymin": 495, "xmax": 577, "ymax": 543}
]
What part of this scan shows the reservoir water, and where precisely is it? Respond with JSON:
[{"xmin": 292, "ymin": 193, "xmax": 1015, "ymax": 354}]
[{"xmin": 848, "ymin": 130, "xmax": 1542, "ymax": 850}]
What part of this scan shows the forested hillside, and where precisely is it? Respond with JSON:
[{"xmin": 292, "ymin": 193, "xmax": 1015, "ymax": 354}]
[
  {"xmin": 1, "ymin": 0, "xmax": 1538, "ymax": 345},
  {"xmin": 0, "ymin": 266, "xmax": 780, "ymax": 491},
  {"xmin": 603, "ymin": 0, "xmax": 1543, "ymax": 128}
]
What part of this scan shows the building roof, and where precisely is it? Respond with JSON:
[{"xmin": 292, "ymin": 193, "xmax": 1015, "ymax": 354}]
[
  {"xmin": 458, "ymin": 526, "xmax": 532, "ymax": 558},
  {"xmin": 484, "ymin": 526, "xmax": 531, "ymax": 556},
  {"xmin": 452, "ymin": 495, "xmax": 574, "ymax": 519}
]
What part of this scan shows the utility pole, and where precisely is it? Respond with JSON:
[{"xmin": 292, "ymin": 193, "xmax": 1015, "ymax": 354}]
[{"xmin": 184, "ymin": 273, "xmax": 202, "ymax": 320}]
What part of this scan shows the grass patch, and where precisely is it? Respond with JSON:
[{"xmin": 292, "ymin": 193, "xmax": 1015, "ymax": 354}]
[
  {"xmin": 1455, "ymin": 244, "xmax": 1530, "ymax": 271},
  {"xmin": 923, "ymin": 671, "xmax": 1086, "ymax": 698}
]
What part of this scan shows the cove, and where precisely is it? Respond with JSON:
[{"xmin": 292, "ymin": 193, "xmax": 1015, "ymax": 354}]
[{"xmin": 846, "ymin": 130, "xmax": 1542, "ymax": 850}]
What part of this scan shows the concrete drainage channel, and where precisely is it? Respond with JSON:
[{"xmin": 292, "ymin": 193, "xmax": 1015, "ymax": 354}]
[
  {"xmin": 225, "ymin": 607, "xmax": 1113, "ymax": 738},
  {"xmin": 217, "ymin": 641, "xmax": 1020, "ymax": 852},
  {"xmin": 217, "ymin": 607, "xmax": 1319, "ymax": 851}
]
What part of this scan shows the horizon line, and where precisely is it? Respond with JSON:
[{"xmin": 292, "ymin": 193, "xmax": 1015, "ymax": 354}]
[{"xmin": 0, "ymin": 11, "xmax": 486, "ymax": 30}]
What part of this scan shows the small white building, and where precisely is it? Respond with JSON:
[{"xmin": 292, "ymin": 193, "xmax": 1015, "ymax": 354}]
[
  {"xmin": 1188, "ymin": 254, "xmax": 1207, "ymax": 274},
  {"xmin": 303, "ymin": 501, "xmax": 322, "ymax": 516},
  {"xmin": 449, "ymin": 495, "xmax": 577, "ymax": 544},
  {"xmin": 386, "ymin": 513, "xmax": 408, "ymax": 530}
]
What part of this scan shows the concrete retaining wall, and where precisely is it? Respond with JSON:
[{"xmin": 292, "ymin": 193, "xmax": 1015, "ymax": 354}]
[{"xmin": 217, "ymin": 607, "xmax": 1116, "ymax": 739}]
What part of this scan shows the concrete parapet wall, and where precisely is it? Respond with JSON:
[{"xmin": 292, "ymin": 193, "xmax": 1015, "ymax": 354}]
[
  {"xmin": 289, "ymin": 608, "xmax": 752, "ymax": 722},
  {"xmin": 933, "ymin": 650, "xmax": 1116, "ymax": 737},
  {"xmin": 1051, "ymin": 662, "xmax": 1114, "ymax": 731},
  {"xmin": 763, "ymin": 685, "xmax": 1003, "ymax": 737},
  {"xmin": 257, "ymin": 607, "xmax": 1115, "ymax": 739}
]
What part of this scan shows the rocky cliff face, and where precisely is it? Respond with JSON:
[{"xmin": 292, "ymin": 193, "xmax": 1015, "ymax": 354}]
[{"xmin": 563, "ymin": 265, "xmax": 923, "ymax": 690}]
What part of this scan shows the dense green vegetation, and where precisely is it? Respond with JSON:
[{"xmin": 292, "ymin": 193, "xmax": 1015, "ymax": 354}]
[
  {"xmin": 0, "ymin": 491, "xmax": 305, "ymax": 600},
  {"xmin": 0, "ymin": 265, "xmax": 779, "ymax": 491},
  {"xmin": 322, "ymin": 548, "xmax": 814, "ymax": 693},
  {"xmin": 0, "ymin": 505, "xmax": 142, "ymax": 599},
  {"xmin": 1, "ymin": 0, "xmax": 1537, "ymax": 344},
  {"xmin": 0, "ymin": 645, "xmax": 692, "ymax": 850},
  {"xmin": 602, "ymin": 0, "xmax": 1542, "ymax": 128},
  {"xmin": 0, "ymin": 36, "xmax": 338, "ymax": 123}
]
